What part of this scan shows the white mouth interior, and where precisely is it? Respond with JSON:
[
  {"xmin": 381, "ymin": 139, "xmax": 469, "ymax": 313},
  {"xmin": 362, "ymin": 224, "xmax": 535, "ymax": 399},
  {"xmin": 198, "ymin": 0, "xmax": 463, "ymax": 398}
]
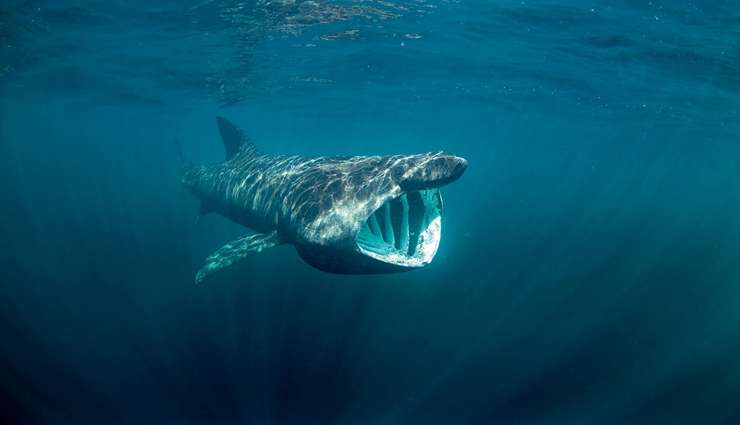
[{"xmin": 356, "ymin": 189, "xmax": 442, "ymax": 268}]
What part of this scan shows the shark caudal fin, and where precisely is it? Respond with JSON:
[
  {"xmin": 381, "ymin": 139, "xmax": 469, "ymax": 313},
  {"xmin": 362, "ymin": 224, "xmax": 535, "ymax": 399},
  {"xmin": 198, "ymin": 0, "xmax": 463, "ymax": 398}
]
[{"xmin": 216, "ymin": 117, "xmax": 258, "ymax": 160}]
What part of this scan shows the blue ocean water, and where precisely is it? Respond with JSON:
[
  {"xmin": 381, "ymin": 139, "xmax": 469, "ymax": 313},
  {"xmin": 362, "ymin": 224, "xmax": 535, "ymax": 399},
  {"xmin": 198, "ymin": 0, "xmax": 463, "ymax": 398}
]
[{"xmin": 1, "ymin": 1, "xmax": 739, "ymax": 423}]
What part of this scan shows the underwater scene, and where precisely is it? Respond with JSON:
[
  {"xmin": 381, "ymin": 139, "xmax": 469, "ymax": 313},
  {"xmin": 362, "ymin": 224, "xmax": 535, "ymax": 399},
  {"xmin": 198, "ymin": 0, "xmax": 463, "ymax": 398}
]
[{"xmin": 1, "ymin": 1, "xmax": 739, "ymax": 424}]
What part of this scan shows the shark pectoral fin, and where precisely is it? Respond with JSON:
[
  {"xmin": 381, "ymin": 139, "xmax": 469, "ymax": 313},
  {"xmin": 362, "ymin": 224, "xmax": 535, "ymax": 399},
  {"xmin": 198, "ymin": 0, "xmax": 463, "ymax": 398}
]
[{"xmin": 195, "ymin": 231, "xmax": 282, "ymax": 284}]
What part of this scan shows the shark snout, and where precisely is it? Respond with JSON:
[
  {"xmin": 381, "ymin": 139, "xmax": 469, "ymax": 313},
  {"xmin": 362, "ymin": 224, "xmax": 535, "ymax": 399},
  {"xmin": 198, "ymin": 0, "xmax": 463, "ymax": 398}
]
[
  {"xmin": 398, "ymin": 153, "xmax": 468, "ymax": 191},
  {"xmin": 450, "ymin": 155, "xmax": 468, "ymax": 176}
]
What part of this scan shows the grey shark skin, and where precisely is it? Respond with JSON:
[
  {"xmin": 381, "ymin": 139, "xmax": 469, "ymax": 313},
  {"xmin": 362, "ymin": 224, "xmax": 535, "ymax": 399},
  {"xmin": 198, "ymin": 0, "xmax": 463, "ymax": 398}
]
[{"xmin": 182, "ymin": 117, "xmax": 468, "ymax": 283}]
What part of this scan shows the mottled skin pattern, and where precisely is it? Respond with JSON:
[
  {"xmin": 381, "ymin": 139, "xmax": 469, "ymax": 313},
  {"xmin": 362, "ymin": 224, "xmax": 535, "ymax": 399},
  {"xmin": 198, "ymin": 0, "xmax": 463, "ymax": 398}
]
[
  {"xmin": 181, "ymin": 117, "xmax": 467, "ymax": 277},
  {"xmin": 184, "ymin": 152, "xmax": 457, "ymax": 243}
]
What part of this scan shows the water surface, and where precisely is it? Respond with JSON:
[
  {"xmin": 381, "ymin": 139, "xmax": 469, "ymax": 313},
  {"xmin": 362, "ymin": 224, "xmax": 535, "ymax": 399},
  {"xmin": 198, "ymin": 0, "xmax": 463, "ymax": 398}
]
[{"xmin": 1, "ymin": 1, "xmax": 739, "ymax": 424}]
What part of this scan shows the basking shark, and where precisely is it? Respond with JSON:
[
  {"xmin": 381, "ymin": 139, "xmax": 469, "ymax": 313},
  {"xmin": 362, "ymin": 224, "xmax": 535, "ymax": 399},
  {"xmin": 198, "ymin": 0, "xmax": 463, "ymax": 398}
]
[{"xmin": 181, "ymin": 117, "xmax": 468, "ymax": 283}]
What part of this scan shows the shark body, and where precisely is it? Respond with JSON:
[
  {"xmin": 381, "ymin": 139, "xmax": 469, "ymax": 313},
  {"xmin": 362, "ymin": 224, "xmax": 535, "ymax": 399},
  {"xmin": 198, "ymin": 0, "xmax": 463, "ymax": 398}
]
[{"xmin": 181, "ymin": 117, "xmax": 468, "ymax": 283}]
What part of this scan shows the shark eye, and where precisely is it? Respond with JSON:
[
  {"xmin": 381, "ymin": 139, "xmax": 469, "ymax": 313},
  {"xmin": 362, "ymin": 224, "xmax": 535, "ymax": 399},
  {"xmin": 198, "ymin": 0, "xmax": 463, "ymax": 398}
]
[{"xmin": 355, "ymin": 189, "xmax": 442, "ymax": 267}]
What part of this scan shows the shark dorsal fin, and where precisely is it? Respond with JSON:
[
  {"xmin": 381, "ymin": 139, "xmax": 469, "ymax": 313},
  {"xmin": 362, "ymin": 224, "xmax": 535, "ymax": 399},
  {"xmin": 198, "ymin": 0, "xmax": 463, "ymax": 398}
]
[{"xmin": 216, "ymin": 116, "xmax": 257, "ymax": 160}]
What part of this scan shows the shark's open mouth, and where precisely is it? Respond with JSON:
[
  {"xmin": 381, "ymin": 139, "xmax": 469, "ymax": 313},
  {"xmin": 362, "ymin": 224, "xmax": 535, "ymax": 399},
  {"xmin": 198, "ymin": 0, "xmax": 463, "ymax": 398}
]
[{"xmin": 355, "ymin": 189, "xmax": 443, "ymax": 268}]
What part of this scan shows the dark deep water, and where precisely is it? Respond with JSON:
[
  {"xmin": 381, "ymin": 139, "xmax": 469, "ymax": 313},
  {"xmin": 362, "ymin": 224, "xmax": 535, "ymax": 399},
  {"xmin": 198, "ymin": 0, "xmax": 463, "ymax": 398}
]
[{"xmin": 2, "ymin": 1, "xmax": 740, "ymax": 424}]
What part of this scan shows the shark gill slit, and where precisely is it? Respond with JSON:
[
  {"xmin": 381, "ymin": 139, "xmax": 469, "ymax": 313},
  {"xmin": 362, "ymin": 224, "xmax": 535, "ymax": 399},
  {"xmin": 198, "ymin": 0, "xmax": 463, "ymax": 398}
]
[
  {"xmin": 407, "ymin": 191, "xmax": 425, "ymax": 256},
  {"xmin": 400, "ymin": 194, "xmax": 411, "ymax": 254},
  {"xmin": 357, "ymin": 190, "xmax": 440, "ymax": 260},
  {"xmin": 382, "ymin": 202, "xmax": 395, "ymax": 247}
]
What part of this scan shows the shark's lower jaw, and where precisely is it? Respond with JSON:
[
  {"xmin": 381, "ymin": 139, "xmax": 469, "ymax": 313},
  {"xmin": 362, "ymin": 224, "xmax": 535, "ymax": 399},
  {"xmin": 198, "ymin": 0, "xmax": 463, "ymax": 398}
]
[{"xmin": 355, "ymin": 189, "xmax": 443, "ymax": 268}]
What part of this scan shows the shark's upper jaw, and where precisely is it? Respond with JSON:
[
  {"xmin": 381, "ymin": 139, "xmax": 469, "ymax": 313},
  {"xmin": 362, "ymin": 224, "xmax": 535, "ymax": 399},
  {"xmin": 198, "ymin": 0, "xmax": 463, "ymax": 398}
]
[
  {"xmin": 355, "ymin": 189, "xmax": 443, "ymax": 268},
  {"xmin": 397, "ymin": 154, "xmax": 468, "ymax": 192}
]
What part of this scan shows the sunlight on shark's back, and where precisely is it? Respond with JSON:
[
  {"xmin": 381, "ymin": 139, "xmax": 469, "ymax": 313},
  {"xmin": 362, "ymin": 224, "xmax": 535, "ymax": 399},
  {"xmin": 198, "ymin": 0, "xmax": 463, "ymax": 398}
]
[{"xmin": 181, "ymin": 117, "xmax": 467, "ymax": 282}]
